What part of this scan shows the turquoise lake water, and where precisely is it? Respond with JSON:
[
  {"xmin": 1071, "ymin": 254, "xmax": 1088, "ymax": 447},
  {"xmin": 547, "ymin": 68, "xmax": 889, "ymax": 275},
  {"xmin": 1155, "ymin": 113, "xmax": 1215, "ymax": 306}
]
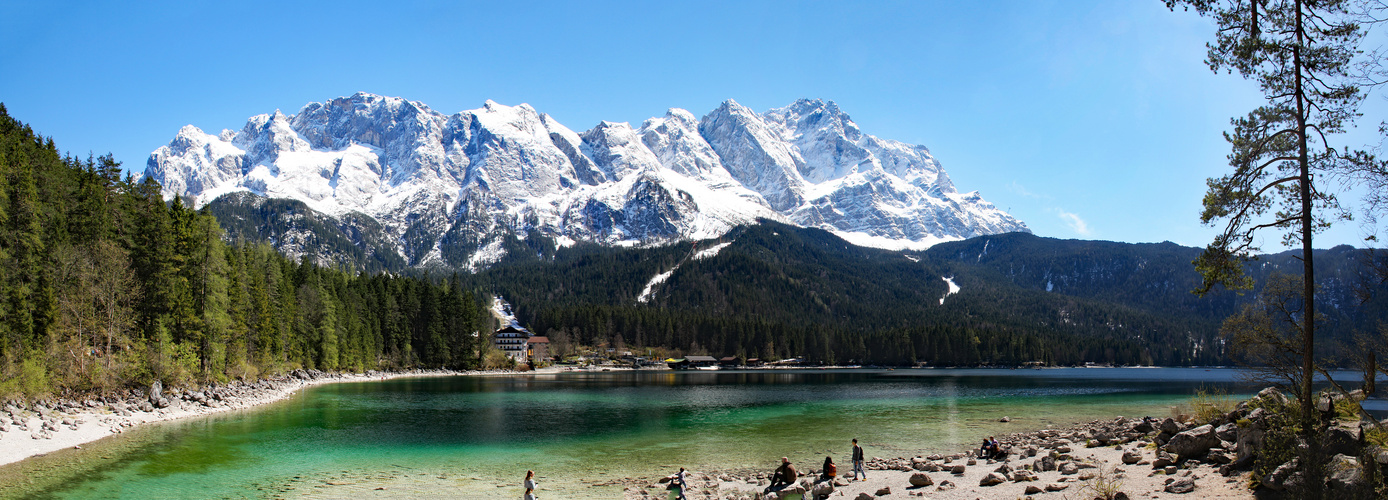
[{"xmin": 5, "ymin": 367, "xmax": 1380, "ymax": 499}]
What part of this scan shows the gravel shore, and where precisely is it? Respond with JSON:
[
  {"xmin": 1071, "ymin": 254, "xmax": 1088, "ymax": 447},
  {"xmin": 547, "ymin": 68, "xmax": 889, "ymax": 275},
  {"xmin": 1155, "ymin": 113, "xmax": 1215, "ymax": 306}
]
[
  {"xmin": 617, "ymin": 416, "xmax": 1254, "ymax": 500},
  {"xmin": 0, "ymin": 368, "xmax": 535, "ymax": 467}
]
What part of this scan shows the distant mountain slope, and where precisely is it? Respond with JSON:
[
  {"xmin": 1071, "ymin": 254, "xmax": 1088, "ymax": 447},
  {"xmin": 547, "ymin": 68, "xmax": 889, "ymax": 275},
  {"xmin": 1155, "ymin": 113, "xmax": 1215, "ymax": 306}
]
[
  {"xmin": 144, "ymin": 93, "xmax": 1027, "ymax": 271},
  {"xmin": 448, "ymin": 221, "xmax": 1381, "ymax": 366}
]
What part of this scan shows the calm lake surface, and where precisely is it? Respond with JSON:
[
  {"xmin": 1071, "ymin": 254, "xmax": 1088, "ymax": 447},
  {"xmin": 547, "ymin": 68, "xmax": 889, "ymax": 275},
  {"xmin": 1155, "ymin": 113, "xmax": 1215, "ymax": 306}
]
[{"xmin": 6, "ymin": 367, "xmax": 1383, "ymax": 499}]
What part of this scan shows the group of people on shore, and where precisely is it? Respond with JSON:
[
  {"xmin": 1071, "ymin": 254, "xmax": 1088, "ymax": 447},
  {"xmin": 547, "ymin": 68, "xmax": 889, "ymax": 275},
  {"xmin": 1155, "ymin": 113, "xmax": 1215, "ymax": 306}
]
[
  {"xmin": 759, "ymin": 438, "xmax": 868, "ymax": 496},
  {"xmin": 978, "ymin": 435, "xmax": 1004, "ymax": 460},
  {"xmin": 519, "ymin": 437, "xmax": 885, "ymax": 499}
]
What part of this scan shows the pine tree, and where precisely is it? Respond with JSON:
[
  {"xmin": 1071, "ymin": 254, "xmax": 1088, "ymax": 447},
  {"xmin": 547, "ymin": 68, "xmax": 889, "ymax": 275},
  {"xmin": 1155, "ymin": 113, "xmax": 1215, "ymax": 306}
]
[{"xmin": 1170, "ymin": 1, "xmax": 1384, "ymax": 495}]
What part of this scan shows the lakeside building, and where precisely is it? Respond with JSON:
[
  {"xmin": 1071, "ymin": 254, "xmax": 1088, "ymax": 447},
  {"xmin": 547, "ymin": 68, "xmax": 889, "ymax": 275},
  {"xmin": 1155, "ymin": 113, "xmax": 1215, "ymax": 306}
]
[
  {"xmin": 493, "ymin": 326, "xmax": 530, "ymax": 363},
  {"xmin": 526, "ymin": 336, "xmax": 550, "ymax": 364},
  {"xmin": 669, "ymin": 355, "xmax": 719, "ymax": 370}
]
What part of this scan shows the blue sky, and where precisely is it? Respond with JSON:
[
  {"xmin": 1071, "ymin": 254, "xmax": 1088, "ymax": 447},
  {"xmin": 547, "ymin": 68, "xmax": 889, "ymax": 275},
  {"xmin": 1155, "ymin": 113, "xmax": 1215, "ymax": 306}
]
[{"xmin": 2, "ymin": 0, "xmax": 1382, "ymax": 249}]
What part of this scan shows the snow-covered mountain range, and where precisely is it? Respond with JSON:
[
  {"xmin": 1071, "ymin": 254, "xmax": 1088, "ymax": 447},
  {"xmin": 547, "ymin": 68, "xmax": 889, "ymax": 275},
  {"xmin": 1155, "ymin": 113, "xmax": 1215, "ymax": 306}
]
[{"xmin": 144, "ymin": 93, "xmax": 1028, "ymax": 269}]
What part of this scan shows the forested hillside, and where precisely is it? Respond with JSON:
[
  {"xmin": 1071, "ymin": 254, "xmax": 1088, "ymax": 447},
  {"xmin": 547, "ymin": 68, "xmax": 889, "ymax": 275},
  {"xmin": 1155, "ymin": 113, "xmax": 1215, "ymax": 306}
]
[
  {"xmin": 0, "ymin": 106, "xmax": 488, "ymax": 401},
  {"xmin": 463, "ymin": 223, "xmax": 1225, "ymax": 367},
  {"xmin": 465, "ymin": 222, "xmax": 1384, "ymax": 368}
]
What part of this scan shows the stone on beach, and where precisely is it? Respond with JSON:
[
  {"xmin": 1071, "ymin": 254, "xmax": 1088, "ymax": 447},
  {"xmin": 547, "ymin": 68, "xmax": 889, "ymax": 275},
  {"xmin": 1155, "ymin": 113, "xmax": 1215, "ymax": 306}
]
[
  {"xmin": 1164, "ymin": 477, "xmax": 1196, "ymax": 494},
  {"xmin": 907, "ymin": 472, "xmax": 932, "ymax": 487},
  {"xmin": 979, "ymin": 472, "xmax": 1007, "ymax": 486},
  {"xmin": 1164, "ymin": 424, "xmax": 1219, "ymax": 459}
]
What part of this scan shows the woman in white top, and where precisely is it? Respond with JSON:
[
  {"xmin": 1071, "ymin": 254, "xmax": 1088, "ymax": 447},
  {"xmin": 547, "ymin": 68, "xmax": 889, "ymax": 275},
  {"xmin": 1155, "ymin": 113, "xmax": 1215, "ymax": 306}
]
[{"xmin": 523, "ymin": 470, "xmax": 537, "ymax": 500}]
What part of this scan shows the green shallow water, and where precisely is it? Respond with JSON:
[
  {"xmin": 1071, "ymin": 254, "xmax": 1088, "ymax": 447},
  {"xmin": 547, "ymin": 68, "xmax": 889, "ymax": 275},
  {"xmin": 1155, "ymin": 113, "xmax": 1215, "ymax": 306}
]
[{"xmin": 2, "ymin": 368, "xmax": 1267, "ymax": 499}]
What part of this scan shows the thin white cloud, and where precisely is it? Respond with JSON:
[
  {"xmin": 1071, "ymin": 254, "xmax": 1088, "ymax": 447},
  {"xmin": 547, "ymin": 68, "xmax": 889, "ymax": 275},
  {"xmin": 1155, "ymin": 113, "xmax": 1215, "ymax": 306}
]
[
  {"xmin": 1008, "ymin": 181, "xmax": 1047, "ymax": 199},
  {"xmin": 1057, "ymin": 210, "xmax": 1092, "ymax": 236}
]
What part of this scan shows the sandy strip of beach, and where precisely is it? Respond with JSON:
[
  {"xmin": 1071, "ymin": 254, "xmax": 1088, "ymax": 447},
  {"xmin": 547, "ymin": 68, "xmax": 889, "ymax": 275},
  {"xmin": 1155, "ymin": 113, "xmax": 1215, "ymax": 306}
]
[{"xmin": 0, "ymin": 367, "xmax": 565, "ymax": 467}]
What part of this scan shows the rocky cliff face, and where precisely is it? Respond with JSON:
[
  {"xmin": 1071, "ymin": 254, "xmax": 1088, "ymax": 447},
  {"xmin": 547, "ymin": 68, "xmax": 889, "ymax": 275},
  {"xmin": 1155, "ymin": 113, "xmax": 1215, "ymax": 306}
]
[{"xmin": 145, "ymin": 93, "xmax": 1028, "ymax": 269}]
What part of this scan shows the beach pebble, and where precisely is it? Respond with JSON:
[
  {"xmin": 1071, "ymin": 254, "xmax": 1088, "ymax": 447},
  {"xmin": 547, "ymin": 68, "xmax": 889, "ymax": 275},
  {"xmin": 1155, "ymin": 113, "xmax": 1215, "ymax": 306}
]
[
  {"xmin": 999, "ymin": 416, "xmax": 1010, "ymax": 422},
  {"xmin": 935, "ymin": 480, "xmax": 955, "ymax": 491},
  {"xmin": 1045, "ymin": 482, "xmax": 1069, "ymax": 491},
  {"xmin": 873, "ymin": 486, "xmax": 891, "ymax": 496},
  {"xmin": 979, "ymin": 472, "xmax": 1007, "ymax": 486},
  {"xmin": 1024, "ymin": 484, "xmax": 1043, "ymax": 494}
]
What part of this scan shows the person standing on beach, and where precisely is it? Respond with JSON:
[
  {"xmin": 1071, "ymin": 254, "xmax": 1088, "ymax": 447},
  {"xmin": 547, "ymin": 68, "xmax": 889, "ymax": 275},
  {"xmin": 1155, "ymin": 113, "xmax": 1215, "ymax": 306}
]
[
  {"xmin": 523, "ymin": 470, "xmax": 537, "ymax": 500},
  {"xmin": 851, "ymin": 439, "xmax": 866, "ymax": 481},
  {"xmin": 675, "ymin": 467, "xmax": 689, "ymax": 500}
]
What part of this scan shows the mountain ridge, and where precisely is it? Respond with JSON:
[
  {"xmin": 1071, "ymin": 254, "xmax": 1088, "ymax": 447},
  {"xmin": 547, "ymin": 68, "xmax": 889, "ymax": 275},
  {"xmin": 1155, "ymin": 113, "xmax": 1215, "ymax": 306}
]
[{"xmin": 145, "ymin": 93, "xmax": 1029, "ymax": 271}]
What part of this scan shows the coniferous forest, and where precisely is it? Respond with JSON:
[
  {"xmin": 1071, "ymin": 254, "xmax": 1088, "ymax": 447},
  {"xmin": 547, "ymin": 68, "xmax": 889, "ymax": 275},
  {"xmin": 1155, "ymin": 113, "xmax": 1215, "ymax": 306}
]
[
  {"xmin": 4, "ymin": 104, "xmax": 1385, "ymax": 403},
  {"xmin": 0, "ymin": 105, "xmax": 487, "ymax": 401}
]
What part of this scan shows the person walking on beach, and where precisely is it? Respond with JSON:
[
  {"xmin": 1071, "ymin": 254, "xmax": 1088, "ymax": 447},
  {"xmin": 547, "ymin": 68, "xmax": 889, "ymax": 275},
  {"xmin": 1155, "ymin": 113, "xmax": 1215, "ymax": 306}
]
[
  {"xmin": 668, "ymin": 467, "xmax": 689, "ymax": 500},
  {"xmin": 851, "ymin": 439, "xmax": 866, "ymax": 481},
  {"xmin": 523, "ymin": 470, "xmax": 537, "ymax": 500}
]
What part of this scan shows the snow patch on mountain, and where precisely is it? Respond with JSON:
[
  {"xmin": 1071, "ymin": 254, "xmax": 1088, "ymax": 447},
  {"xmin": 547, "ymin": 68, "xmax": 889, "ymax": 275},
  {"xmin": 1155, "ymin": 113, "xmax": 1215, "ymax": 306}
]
[
  {"xmin": 491, "ymin": 296, "xmax": 522, "ymax": 329},
  {"xmin": 940, "ymin": 276, "xmax": 961, "ymax": 305},
  {"xmin": 637, "ymin": 267, "xmax": 677, "ymax": 304},
  {"xmin": 692, "ymin": 242, "xmax": 733, "ymax": 260}
]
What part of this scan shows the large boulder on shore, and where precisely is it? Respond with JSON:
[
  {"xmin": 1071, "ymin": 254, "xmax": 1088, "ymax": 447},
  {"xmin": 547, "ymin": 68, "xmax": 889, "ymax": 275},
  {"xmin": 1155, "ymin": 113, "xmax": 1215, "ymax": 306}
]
[
  {"xmin": 1254, "ymin": 387, "xmax": 1289, "ymax": 407},
  {"xmin": 1214, "ymin": 422, "xmax": 1238, "ymax": 442},
  {"xmin": 1164, "ymin": 477, "xmax": 1196, "ymax": 494},
  {"xmin": 1262, "ymin": 458, "xmax": 1302, "ymax": 492},
  {"xmin": 1327, "ymin": 454, "xmax": 1365, "ymax": 492},
  {"xmin": 979, "ymin": 472, "xmax": 1007, "ymax": 486},
  {"xmin": 1133, "ymin": 419, "xmax": 1155, "ymax": 434},
  {"xmin": 1160, "ymin": 418, "xmax": 1182, "ymax": 434},
  {"xmin": 908, "ymin": 472, "xmax": 933, "ymax": 487},
  {"xmin": 1164, "ymin": 424, "xmax": 1219, "ymax": 459},
  {"xmin": 1323, "ymin": 422, "xmax": 1363, "ymax": 457},
  {"xmin": 771, "ymin": 484, "xmax": 805, "ymax": 499}
]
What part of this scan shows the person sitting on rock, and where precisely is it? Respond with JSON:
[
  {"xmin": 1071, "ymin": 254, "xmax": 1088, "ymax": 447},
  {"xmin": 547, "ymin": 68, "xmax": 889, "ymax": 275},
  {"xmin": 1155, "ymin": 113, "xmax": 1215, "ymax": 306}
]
[
  {"xmin": 979, "ymin": 438, "xmax": 992, "ymax": 458},
  {"xmin": 818, "ymin": 456, "xmax": 836, "ymax": 482},
  {"xmin": 763, "ymin": 457, "xmax": 797, "ymax": 493}
]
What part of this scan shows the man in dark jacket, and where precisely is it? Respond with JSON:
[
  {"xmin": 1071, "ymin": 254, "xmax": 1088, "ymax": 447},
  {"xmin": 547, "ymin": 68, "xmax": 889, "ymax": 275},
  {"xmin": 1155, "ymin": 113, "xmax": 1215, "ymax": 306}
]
[
  {"xmin": 852, "ymin": 439, "xmax": 866, "ymax": 481},
  {"xmin": 763, "ymin": 457, "xmax": 798, "ymax": 493}
]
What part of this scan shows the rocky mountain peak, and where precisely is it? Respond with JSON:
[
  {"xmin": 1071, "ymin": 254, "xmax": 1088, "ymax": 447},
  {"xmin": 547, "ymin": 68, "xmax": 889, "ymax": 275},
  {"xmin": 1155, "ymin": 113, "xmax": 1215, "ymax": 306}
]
[{"xmin": 145, "ymin": 94, "xmax": 1028, "ymax": 270}]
